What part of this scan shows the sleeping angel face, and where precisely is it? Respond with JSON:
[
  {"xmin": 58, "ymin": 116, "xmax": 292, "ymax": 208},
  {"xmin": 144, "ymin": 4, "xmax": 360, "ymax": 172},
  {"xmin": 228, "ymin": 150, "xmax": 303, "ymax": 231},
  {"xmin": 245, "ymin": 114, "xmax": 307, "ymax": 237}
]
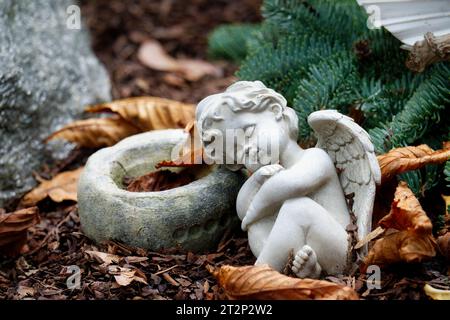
[{"xmin": 196, "ymin": 81, "xmax": 299, "ymax": 172}]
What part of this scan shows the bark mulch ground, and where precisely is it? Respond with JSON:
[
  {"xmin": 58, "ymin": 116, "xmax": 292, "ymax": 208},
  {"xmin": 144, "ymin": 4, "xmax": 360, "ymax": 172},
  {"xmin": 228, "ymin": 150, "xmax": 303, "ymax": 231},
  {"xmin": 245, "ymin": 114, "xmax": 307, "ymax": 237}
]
[{"xmin": 0, "ymin": 0, "xmax": 448, "ymax": 300}]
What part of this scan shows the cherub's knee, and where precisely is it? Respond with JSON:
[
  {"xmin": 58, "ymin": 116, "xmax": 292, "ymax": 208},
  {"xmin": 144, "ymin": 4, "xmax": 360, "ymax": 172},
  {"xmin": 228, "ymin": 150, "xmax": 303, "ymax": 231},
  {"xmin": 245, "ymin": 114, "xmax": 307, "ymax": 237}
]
[{"xmin": 278, "ymin": 197, "xmax": 320, "ymax": 222}]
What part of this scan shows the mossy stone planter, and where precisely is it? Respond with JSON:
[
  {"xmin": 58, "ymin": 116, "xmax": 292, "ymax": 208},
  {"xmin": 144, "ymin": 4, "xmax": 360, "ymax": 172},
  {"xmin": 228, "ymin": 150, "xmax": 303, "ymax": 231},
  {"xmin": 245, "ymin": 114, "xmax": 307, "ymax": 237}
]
[{"xmin": 78, "ymin": 129, "xmax": 245, "ymax": 252}]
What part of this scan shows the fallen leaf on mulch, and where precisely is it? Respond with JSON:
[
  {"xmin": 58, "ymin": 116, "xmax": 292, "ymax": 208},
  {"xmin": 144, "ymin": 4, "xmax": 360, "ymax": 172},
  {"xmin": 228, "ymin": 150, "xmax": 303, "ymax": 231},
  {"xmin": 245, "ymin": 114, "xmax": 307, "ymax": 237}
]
[
  {"xmin": 207, "ymin": 264, "xmax": 359, "ymax": 300},
  {"xmin": 86, "ymin": 96, "xmax": 195, "ymax": 131},
  {"xmin": 20, "ymin": 167, "xmax": 83, "ymax": 207},
  {"xmin": 46, "ymin": 117, "xmax": 139, "ymax": 148},
  {"xmin": 124, "ymin": 256, "xmax": 149, "ymax": 264},
  {"xmin": 377, "ymin": 144, "xmax": 450, "ymax": 183},
  {"xmin": 0, "ymin": 207, "xmax": 40, "ymax": 256},
  {"xmin": 108, "ymin": 265, "xmax": 148, "ymax": 287},
  {"xmin": 16, "ymin": 285, "xmax": 35, "ymax": 299},
  {"xmin": 424, "ymin": 284, "xmax": 450, "ymax": 300},
  {"xmin": 137, "ymin": 40, "xmax": 222, "ymax": 81},
  {"xmin": 124, "ymin": 169, "xmax": 196, "ymax": 192},
  {"xmin": 362, "ymin": 181, "xmax": 437, "ymax": 270},
  {"xmin": 85, "ymin": 250, "xmax": 121, "ymax": 266},
  {"xmin": 437, "ymin": 233, "xmax": 450, "ymax": 261}
]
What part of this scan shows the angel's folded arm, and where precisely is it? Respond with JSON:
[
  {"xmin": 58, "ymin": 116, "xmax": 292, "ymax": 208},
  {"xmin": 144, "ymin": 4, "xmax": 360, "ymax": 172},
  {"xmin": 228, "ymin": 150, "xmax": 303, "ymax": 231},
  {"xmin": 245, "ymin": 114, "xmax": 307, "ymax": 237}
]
[
  {"xmin": 236, "ymin": 174, "xmax": 263, "ymax": 220},
  {"xmin": 249, "ymin": 157, "xmax": 332, "ymax": 218}
]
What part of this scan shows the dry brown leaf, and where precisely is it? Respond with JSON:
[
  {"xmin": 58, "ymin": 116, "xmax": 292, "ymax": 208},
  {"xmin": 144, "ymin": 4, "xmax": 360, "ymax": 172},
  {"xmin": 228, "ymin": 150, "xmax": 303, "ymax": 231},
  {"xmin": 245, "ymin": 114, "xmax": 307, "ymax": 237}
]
[
  {"xmin": 137, "ymin": 40, "xmax": 222, "ymax": 81},
  {"xmin": 362, "ymin": 182, "xmax": 437, "ymax": 270},
  {"xmin": 85, "ymin": 250, "xmax": 121, "ymax": 266},
  {"xmin": 124, "ymin": 256, "xmax": 149, "ymax": 264},
  {"xmin": 156, "ymin": 121, "xmax": 205, "ymax": 168},
  {"xmin": 0, "ymin": 207, "xmax": 40, "ymax": 256},
  {"xmin": 108, "ymin": 265, "xmax": 148, "ymax": 287},
  {"xmin": 354, "ymin": 226, "xmax": 385, "ymax": 250},
  {"xmin": 207, "ymin": 264, "xmax": 359, "ymax": 300},
  {"xmin": 46, "ymin": 116, "xmax": 139, "ymax": 148},
  {"xmin": 364, "ymin": 231, "xmax": 436, "ymax": 267},
  {"xmin": 377, "ymin": 144, "xmax": 450, "ymax": 183},
  {"xmin": 86, "ymin": 96, "xmax": 195, "ymax": 132},
  {"xmin": 137, "ymin": 40, "xmax": 179, "ymax": 71},
  {"xmin": 20, "ymin": 167, "xmax": 83, "ymax": 207},
  {"xmin": 178, "ymin": 59, "xmax": 223, "ymax": 82},
  {"xmin": 125, "ymin": 169, "xmax": 196, "ymax": 192},
  {"xmin": 437, "ymin": 232, "xmax": 450, "ymax": 261},
  {"xmin": 155, "ymin": 149, "xmax": 204, "ymax": 169},
  {"xmin": 16, "ymin": 285, "xmax": 35, "ymax": 299},
  {"xmin": 378, "ymin": 181, "xmax": 433, "ymax": 234}
]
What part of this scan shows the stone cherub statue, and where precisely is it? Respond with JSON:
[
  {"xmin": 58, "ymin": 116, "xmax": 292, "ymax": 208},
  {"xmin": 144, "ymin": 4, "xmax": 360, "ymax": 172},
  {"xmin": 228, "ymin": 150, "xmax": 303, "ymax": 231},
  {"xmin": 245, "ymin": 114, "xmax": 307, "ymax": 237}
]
[{"xmin": 195, "ymin": 81, "xmax": 380, "ymax": 278}]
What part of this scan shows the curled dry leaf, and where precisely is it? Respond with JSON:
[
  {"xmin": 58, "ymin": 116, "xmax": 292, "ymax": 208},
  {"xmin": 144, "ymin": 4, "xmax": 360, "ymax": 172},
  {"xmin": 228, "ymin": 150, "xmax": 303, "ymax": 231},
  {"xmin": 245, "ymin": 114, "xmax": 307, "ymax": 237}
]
[
  {"xmin": 424, "ymin": 284, "xmax": 450, "ymax": 300},
  {"xmin": 378, "ymin": 181, "xmax": 433, "ymax": 234},
  {"xmin": 354, "ymin": 226, "xmax": 385, "ymax": 250},
  {"xmin": 437, "ymin": 232, "xmax": 450, "ymax": 261},
  {"xmin": 363, "ymin": 231, "xmax": 436, "ymax": 268},
  {"xmin": 16, "ymin": 285, "xmax": 35, "ymax": 299},
  {"xmin": 207, "ymin": 264, "xmax": 359, "ymax": 300},
  {"xmin": 86, "ymin": 96, "xmax": 195, "ymax": 132},
  {"xmin": 156, "ymin": 121, "xmax": 205, "ymax": 168},
  {"xmin": 20, "ymin": 167, "xmax": 83, "ymax": 207},
  {"xmin": 46, "ymin": 117, "xmax": 139, "ymax": 148},
  {"xmin": 362, "ymin": 182, "xmax": 437, "ymax": 270},
  {"xmin": 85, "ymin": 250, "xmax": 121, "ymax": 266},
  {"xmin": 125, "ymin": 169, "xmax": 196, "ymax": 192},
  {"xmin": 137, "ymin": 40, "xmax": 222, "ymax": 81},
  {"xmin": 0, "ymin": 207, "xmax": 40, "ymax": 256},
  {"xmin": 124, "ymin": 256, "xmax": 149, "ymax": 264},
  {"xmin": 156, "ymin": 148, "xmax": 204, "ymax": 169},
  {"xmin": 377, "ymin": 144, "xmax": 450, "ymax": 183},
  {"xmin": 108, "ymin": 265, "xmax": 148, "ymax": 287}
]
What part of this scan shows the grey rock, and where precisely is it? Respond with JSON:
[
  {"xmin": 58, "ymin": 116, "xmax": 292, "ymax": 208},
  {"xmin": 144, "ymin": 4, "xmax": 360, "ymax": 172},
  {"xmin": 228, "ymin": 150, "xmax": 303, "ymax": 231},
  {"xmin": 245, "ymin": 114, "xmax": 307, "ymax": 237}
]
[
  {"xmin": 0, "ymin": 0, "xmax": 111, "ymax": 207},
  {"xmin": 78, "ymin": 130, "xmax": 245, "ymax": 252}
]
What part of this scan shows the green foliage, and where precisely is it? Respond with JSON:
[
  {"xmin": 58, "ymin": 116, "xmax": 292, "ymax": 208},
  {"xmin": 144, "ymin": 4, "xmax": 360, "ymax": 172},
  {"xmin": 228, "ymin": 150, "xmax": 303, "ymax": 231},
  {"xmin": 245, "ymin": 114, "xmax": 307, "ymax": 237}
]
[
  {"xmin": 369, "ymin": 64, "xmax": 450, "ymax": 153},
  {"xmin": 293, "ymin": 51, "xmax": 359, "ymax": 140},
  {"xmin": 237, "ymin": 35, "xmax": 344, "ymax": 102},
  {"xmin": 208, "ymin": 0, "xmax": 450, "ymax": 196},
  {"xmin": 207, "ymin": 24, "xmax": 260, "ymax": 62}
]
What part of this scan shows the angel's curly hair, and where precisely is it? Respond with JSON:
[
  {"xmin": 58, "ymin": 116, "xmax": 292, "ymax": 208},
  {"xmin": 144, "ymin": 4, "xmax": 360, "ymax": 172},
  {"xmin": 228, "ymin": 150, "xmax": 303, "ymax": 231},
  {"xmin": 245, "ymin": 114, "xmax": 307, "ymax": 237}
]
[{"xmin": 196, "ymin": 81, "xmax": 299, "ymax": 140}]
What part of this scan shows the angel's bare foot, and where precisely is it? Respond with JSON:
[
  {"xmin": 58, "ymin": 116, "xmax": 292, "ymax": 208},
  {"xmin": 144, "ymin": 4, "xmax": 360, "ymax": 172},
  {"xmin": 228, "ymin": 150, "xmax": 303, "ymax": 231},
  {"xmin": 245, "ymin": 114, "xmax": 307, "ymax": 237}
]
[{"xmin": 292, "ymin": 245, "xmax": 322, "ymax": 279}]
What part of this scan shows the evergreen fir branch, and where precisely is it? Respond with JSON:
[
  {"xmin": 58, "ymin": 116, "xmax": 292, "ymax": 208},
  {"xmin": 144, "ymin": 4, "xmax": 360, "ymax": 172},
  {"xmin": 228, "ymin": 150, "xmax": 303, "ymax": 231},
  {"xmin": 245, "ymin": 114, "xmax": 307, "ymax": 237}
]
[
  {"xmin": 237, "ymin": 35, "xmax": 343, "ymax": 103},
  {"xmin": 369, "ymin": 63, "xmax": 450, "ymax": 153},
  {"xmin": 207, "ymin": 24, "xmax": 260, "ymax": 62},
  {"xmin": 262, "ymin": 0, "xmax": 367, "ymax": 45},
  {"xmin": 292, "ymin": 51, "xmax": 359, "ymax": 141},
  {"xmin": 358, "ymin": 72, "xmax": 424, "ymax": 129},
  {"xmin": 399, "ymin": 164, "xmax": 443, "ymax": 196},
  {"xmin": 355, "ymin": 28, "xmax": 408, "ymax": 81}
]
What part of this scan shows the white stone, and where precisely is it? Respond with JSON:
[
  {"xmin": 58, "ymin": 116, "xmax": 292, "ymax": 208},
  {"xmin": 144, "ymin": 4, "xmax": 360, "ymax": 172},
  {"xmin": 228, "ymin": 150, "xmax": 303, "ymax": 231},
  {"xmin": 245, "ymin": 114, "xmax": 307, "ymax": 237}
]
[{"xmin": 195, "ymin": 81, "xmax": 381, "ymax": 278}]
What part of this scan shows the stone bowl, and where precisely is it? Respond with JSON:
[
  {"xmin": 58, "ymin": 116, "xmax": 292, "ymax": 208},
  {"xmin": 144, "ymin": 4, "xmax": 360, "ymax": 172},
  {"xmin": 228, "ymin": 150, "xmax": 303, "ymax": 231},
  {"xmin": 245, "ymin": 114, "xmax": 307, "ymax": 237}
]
[{"xmin": 77, "ymin": 129, "xmax": 245, "ymax": 252}]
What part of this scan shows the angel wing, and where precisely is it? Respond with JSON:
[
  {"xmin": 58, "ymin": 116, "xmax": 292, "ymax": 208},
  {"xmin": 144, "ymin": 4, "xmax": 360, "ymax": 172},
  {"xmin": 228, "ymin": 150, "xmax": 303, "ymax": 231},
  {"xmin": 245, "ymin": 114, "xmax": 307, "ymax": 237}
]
[{"xmin": 308, "ymin": 110, "xmax": 381, "ymax": 255}]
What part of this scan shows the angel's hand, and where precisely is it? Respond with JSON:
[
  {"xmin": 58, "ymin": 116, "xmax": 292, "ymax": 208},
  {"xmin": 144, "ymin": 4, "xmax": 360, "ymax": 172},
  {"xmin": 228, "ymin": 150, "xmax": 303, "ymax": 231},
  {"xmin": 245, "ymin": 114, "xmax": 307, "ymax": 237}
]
[
  {"xmin": 252, "ymin": 164, "xmax": 284, "ymax": 184},
  {"xmin": 241, "ymin": 202, "xmax": 257, "ymax": 231},
  {"xmin": 241, "ymin": 197, "xmax": 273, "ymax": 231}
]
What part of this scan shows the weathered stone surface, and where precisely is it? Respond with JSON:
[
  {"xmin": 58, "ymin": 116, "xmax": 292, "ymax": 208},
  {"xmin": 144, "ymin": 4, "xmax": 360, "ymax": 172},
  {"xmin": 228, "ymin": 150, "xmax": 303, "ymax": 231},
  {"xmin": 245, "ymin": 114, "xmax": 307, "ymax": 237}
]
[
  {"xmin": 0, "ymin": 0, "xmax": 111, "ymax": 206},
  {"xmin": 78, "ymin": 130, "xmax": 245, "ymax": 252}
]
